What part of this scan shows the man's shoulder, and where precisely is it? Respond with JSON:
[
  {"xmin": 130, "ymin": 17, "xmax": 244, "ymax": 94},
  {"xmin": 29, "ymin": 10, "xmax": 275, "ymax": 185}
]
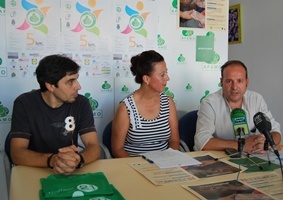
[
  {"xmin": 244, "ymin": 90, "xmax": 263, "ymax": 99},
  {"xmin": 75, "ymin": 94, "xmax": 91, "ymax": 104},
  {"xmin": 15, "ymin": 89, "xmax": 40, "ymax": 102},
  {"xmin": 205, "ymin": 89, "xmax": 223, "ymax": 101}
]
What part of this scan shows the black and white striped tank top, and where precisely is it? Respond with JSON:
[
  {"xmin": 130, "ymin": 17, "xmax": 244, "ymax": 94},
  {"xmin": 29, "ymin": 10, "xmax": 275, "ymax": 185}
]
[{"xmin": 122, "ymin": 92, "xmax": 171, "ymax": 156}]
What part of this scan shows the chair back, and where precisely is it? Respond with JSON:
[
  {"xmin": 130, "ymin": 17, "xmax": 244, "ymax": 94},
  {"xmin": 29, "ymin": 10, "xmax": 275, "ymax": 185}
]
[
  {"xmin": 102, "ymin": 121, "xmax": 114, "ymax": 158},
  {"xmin": 178, "ymin": 110, "xmax": 198, "ymax": 151},
  {"xmin": 4, "ymin": 133, "xmax": 12, "ymax": 164},
  {"xmin": 99, "ymin": 143, "xmax": 111, "ymax": 159}
]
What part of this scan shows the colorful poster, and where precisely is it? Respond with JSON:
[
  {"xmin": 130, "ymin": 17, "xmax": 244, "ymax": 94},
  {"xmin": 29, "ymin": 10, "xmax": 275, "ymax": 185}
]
[
  {"xmin": 113, "ymin": 0, "xmax": 157, "ymax": 53},
  {"xmin": 6, "ymin": 0, "xmax": 60, "ymax": 52},
  {"xmin": 5, "ymin": 0, "xmax": 60, "ymax": 79},
  {"xmin": 61, "ymin": 0, "xmax": 112, "ymax": 53}
]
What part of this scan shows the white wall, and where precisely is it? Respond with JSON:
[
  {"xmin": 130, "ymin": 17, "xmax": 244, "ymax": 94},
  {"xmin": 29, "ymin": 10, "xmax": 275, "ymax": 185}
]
[{"xmin": 229, "ymin": 0, "xmax": 283, "ymax": 133}]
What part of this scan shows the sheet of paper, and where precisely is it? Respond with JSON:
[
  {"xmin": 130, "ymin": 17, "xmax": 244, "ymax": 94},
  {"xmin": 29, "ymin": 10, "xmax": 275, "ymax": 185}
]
[
  {"xmin": 182, "ymin": 178, "xmax": 275, "ymax": 200},
  {"xmin": 140, "ymin": 148, "xmax": 202, "ymax": 169},
  {"xmin": 240, "ymin": 172, "xmax": 283, "ymax": 200},
  {"xmin": 129, "ymin": 162, "xmax": 198, "ymax": 185}
]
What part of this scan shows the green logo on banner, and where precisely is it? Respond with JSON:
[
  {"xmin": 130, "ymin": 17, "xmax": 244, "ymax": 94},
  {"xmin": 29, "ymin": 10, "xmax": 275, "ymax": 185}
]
[
  {"xmin": 84, "ymin": 93, "xmax": 98, "ymax": 111},
  {"xmin": 182, "ymin": 30, "xmax": 194, "ymax": 37},
  {"xmin": 178, "ymin": 54, "xmax": 186, "ymax": 62},
  {"xmin": 186, "ymin": 83, "xmax": 193, "ymax": 91},
  {"xmin": 157, "ymin": 35, "xmax": 165, "ymax": 46},
  {"xmin": 0, "ymin": 102, "xmax": 9, "ymax": 117},
  {"xmin": 206, "ymin": 31, "xmax": 215, "ymax": 37},
  {"xmin": 200, "ymin": 90, "xmax": 210, "ymax": 103},
  {"xmin": 121, "ymin": 85, "xmax": 129, "ymax": 92},
  {"xmin": 171, "ymin": 0, "xmax": 177, "ymax": 9},
  {"xmin": 164, "ymin": 87, "xmax": 174, "ymax": 99},
  {"xmin": 102, "ymin": 81, "xmax": 111, "ymax": 90}
]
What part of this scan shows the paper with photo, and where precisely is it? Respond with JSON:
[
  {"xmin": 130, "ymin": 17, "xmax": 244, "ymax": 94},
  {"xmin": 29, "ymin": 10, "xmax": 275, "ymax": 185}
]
[
  {"xmin": 182, "ymin": 178, "xmax": 274, "ymax": 200},
  {"xmin": 181, "ymin": 153, "xmax": 247, "ymax": 179}
]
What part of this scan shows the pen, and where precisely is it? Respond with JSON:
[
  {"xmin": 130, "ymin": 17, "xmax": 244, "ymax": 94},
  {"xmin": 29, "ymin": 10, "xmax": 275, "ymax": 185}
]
[{"xmin": 142, "ymin": 155, "xmax": 154, "ymax": 164}]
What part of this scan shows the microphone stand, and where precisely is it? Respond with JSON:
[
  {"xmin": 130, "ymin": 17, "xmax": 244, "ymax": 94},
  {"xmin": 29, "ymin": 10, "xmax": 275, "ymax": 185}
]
[
  {"xmin": 264, "ymin": 139, "xmax": 271, "ymax": 165},
  {"xmin": 245, "ymin": 153, "xmax": 263, "ymax": 170},
  {"xmin": 234, "ymin": 128, "xmax": 246, "ymax": 199},
  {"xmin": 237, "ymin": 128, "xmax": 245, "ymax": 157}
]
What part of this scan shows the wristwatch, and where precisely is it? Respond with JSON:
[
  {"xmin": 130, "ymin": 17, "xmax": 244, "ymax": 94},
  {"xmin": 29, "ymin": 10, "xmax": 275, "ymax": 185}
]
[{"xmin": 76, "ymin": 153, "xmax": 85, "ymax": 169}]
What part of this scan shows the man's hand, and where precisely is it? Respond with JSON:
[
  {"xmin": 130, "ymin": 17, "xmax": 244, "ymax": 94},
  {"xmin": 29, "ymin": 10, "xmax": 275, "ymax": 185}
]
[
  {"xmin": 191, "ymin": 10, "xmax": 205, "ymax": 27},
  {"xmin": 180, "ymin": 10, "xmax": 194, "ymax": 20},
  {"xmin": 52, "ymin": 145, "xmax": 80, "ymax": 175},
  {"xmin": 244, "ymin": 134, "xmax": 266, "ymax": 154}
]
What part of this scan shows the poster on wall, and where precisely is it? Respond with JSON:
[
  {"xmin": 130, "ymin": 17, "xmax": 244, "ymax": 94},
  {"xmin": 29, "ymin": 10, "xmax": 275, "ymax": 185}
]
[
  {"xmin": 6, "ymin": 0, "xmax": 61, "ymax": 79},
  {"xmin": 0, "ymin": 0, "xmax": 6, "ymax": 78},
  {"xmin": 112, "ymin": 0, "xmax": 158, "ymax": 79},
  {"xmin": 113, "ymin": 0, "xmax": 158, "ymax": 53},
  {"xmin": 61, "ymin": 0, "xmax": 113, "ymax": 78},
  {"xmin": 178, "ymin": 0, "xmax": 228, "ymax": 31},
  {"xmin": 61, "ymin": 0, "xmax": 112, "ymax": 53}
]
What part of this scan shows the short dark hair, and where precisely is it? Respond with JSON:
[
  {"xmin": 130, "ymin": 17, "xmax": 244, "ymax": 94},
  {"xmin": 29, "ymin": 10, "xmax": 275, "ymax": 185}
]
[
  {"xmin": 130, "ymin": 50, "xmax": 164, "ymax": 84},
  {"xmin": 221, "ymin": 60, "xmax": 248, "ymax": 78},
  {"xmin": 36, "ymin": 54, "xmax": 81, "ymax": 91}
]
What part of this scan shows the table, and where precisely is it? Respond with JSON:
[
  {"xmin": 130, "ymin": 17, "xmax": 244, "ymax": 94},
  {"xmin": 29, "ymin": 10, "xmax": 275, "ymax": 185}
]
[{"xmin": 9, "ymin": 151, "xmax": 281, "ymax": 200}]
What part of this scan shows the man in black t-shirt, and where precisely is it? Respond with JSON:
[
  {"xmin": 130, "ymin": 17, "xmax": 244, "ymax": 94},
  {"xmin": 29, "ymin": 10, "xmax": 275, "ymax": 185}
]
[{"xmin": 9, "ymin": 54, "xmax": 100, "ymax": 175}]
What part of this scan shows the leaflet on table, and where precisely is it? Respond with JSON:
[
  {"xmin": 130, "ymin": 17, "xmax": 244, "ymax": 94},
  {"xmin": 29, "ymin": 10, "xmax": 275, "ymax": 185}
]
[
  {"xmin": 183, "ymin": 153, "xmax": 245, "ymax": 179},
  {"xmin": 140, "ymin": 148, "xmax": 202, "ymax": 169},
  {"xmin": 228, "ymin": 156, "xmax": 280, "ymax": 172},
  {"xmin": 182, "ymin": 177, "xmax": 275, "ymax": 200},
  {"xmin": 239, "ymin": 172, "xmax": 283, "ymax": 200},
  {"xmin": 253, "ymin": 148, "xmax": 283, "ymax": 165}
]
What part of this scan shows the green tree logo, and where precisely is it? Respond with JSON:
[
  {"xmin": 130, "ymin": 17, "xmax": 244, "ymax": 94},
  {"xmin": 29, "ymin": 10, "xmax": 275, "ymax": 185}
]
[
  {"xmin": 157, "ymin": 34, "xmax": 165, "ymax": 46},
  {"xmin": 182, "ymin": 30, "xmax": 194, "ymax": 37},
  {"xmin": 200, "ymin": 90, "xmax": 210, "ymax": 103},
  {"xmin": 164, "ymin": 87, "xmax": 174, "ymax": 99},
  {"xmin": 121, "ymin": 85, "xmax": 129, "ymax": 92},
  {"xmin": 0, "ymin": 102, "xmax": 9, "ymax": 117},
  {"xmin": 186, "ymin": 83, "xmax": 193, "ymax": 91},
  {"xmin": 171, "ymin": 0, "xmax": 177, "ymax": 9},
  {"xmin": 84, "ymin": 93, "xmax": 98, "ymax": 111},
  {"xmin": 178, "ymin": 54, "xmax": 186, "ymax": 62},
  {"xmin": 102, "ymin": 81, "xmax": 111, "ymax": 90}
]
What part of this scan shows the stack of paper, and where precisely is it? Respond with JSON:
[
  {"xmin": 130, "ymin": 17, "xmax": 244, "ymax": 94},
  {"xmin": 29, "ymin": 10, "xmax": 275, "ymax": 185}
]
[{"xmin": 140, "ymin": 148, "xmax": 202, "ymax": 169}]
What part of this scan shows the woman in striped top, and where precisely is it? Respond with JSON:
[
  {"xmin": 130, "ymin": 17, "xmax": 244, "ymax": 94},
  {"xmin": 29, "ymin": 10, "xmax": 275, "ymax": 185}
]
[{"xmin": 112, "ymin": 50, "xmax": 180, "ymax": 157}]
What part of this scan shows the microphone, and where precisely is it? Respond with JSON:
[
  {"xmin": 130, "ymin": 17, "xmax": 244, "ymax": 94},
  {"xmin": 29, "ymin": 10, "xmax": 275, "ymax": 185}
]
[
  {"xmin": 231, "ymin": 108, "xmax": 249, "ymax": 154},
  {"xmin": 230, "ymin": 108, "xmax": 250, "ymax": 136},
  {"xmin": 253, "ymin": 112, "xmax": 279, "ymax": 158}
]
